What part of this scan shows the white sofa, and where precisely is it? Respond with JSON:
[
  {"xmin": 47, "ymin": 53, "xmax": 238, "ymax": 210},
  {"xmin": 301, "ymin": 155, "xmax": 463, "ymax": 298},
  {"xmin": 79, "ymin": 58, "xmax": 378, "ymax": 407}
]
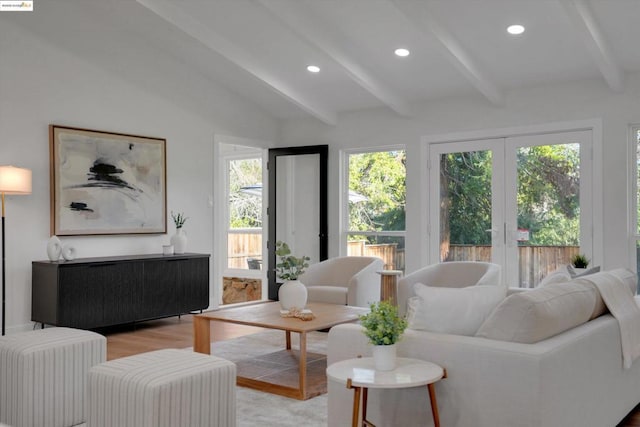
[
  {"xmin": 299, "ymin": 256, "xmax": 384, "ymax": 307},
  {"xmin": 327, "ymin": 268, "xmax": 640, "ymax": 427}
]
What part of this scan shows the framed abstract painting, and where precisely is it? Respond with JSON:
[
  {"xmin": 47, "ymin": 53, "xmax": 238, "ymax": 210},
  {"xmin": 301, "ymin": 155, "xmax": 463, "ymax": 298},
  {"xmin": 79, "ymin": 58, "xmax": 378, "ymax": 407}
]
[{"xmin": 49, "ymin": 125, "xmax": 167, "ymax": 236}]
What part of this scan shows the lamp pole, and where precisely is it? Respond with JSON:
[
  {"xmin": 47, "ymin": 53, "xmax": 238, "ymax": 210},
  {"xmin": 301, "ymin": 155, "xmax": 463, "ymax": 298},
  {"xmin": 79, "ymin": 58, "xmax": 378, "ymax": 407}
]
[{"xmin": 1, "ymin": 193, "xmax": 5, "ymax": 335}]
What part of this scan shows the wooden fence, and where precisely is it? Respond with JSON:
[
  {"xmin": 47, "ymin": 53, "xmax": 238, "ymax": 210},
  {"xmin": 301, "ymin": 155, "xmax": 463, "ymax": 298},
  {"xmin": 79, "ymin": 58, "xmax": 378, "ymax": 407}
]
[
  {"xmin": 229, "ymin": 233, "xmax": 578, "ymax": 287},
  {"xmin": 446, "ymin": 244, "xmax": 580, "ymax": 287},
  {"xmin": 228, "ymin": 232, "xmax": 262, "ymax": 269}
]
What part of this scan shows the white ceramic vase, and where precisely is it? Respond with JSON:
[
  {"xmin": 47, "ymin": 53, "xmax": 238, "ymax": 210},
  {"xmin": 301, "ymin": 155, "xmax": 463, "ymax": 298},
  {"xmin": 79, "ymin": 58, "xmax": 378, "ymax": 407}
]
[
  {"xmin": 278, "ymin": 279, "xmax": 308, "ymax": 311},
  {"xmin": 62, "ymin": 245, "xmax": 77, "ymax": 261},
  {"xmin": 171, "ymin": 228, "xmax": 187, "ymax": 254},
  {"xmin": 47, "ymin": 235, "xmax": 62, "ymax": 261},
  {"xmin": 372, "ymin": 344, "xmax": 397, "ymax": 371}
]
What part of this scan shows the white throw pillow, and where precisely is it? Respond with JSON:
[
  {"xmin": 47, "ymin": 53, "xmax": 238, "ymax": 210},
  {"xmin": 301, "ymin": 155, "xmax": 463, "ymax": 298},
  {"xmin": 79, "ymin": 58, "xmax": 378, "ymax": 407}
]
[
  {"xmin": 407, "ymin": 282, "xmax": 507, "ymax": 336},
  {"xmin": 567, "ymin": 264, "xmax": 601, "ymax": 278}
]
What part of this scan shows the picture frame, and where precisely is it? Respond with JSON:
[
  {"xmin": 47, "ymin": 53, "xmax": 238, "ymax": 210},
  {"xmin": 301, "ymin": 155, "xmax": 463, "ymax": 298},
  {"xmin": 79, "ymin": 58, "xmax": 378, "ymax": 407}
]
[{"xmin": 49, "ymin": 125, "xmax": 167, "ymax": 236}]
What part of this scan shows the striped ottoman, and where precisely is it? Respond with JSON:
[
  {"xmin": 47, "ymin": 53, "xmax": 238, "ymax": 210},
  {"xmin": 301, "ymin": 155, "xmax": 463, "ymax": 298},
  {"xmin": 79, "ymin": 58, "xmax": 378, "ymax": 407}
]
[
  {"xmin": 87, "ymin": 349, "xmax": 236, "ymax": 427},
  {"xmin": 0, "ymin": 327, "xmax": 106, "ymax": 427}
]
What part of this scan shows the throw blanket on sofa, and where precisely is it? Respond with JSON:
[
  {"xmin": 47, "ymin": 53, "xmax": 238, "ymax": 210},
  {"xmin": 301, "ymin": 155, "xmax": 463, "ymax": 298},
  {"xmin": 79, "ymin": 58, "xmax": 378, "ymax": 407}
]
[{"xmin": 581, "ymin": 272, "xmax": 640, "ymax": 369}]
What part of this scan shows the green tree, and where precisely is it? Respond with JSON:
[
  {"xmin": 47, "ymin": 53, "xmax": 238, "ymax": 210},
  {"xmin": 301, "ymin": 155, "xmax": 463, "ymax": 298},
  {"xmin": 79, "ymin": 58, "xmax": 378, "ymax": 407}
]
[
  {"xmin": 439, "ymin": 143, "xmax": 580, "ymax": 259},
  {"xmin": 516, "ymin": 144, "xmax": 579, "ymax": 245},
  {"xmin": 229, "ymin": 158, "xmax": 262, "ymax": 228},
  {"xmin": 348, "ymin": 151, "xmax": 406, "ymax": 243}
]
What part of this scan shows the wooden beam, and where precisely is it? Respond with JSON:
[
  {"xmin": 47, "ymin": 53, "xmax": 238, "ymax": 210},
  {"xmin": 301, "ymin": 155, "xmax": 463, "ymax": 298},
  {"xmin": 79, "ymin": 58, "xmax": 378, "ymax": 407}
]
[
  {"xmin": 559, "ymin": 0, "xmax": 624, "ymax": 92},
  {"xmin": 136, "ymin": 0, "xmax": 337, "ymax": 125},
  {"xmin": 257, "ymin": 0, "xmax": 413, "ymax": 117},
  {"xmin": 391, "ymin": 0, "xmax": 505, "ymax": 106}
]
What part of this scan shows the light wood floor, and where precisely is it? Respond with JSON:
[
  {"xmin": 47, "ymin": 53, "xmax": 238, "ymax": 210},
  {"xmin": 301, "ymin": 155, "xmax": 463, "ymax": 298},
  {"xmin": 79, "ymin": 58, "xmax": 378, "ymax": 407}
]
[
  {"xmin": 103, "ymin": 313, "xmax": 640, "ymax": 426},
  {"xmin": 104, "ymin": 313, "xmax": 262, "ymax": 360}
]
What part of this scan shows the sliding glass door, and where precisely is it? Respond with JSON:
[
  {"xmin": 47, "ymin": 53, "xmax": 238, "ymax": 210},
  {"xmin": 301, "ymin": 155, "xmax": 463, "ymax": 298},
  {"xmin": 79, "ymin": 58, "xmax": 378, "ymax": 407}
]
[{"xmin": 430, "ymin": 130, "xmax": 591, "ymax": 287}]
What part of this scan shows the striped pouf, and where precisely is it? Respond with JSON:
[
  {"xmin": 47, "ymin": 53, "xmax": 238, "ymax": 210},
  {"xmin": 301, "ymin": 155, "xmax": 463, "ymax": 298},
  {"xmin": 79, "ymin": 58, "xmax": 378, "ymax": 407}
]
[
  {"xmin": 0, "ymin": 327, "xmax": 106, "ymax": 427},
  {"xmin": 87, "ymin": 349, "xmax": 236, "ymax": 427}
]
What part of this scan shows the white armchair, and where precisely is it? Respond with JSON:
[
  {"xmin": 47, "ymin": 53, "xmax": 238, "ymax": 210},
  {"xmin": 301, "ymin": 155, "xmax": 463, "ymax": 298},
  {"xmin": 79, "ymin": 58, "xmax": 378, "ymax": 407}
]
[
  {"xmin": 397, "ymin": 261, "xmax": 502, "ymax": 316},
  {"xmin": 298, "ymin": 256, "xmax": 384, "ymax": 307}
]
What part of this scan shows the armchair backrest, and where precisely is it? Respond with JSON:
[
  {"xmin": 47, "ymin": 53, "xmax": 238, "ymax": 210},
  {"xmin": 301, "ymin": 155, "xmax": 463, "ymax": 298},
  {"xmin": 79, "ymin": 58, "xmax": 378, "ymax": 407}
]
[
  {"xmin": 397, "ymin": 261, "xmax": 501, "ymax": 316},
  {"xmin": 299, "ymin": 256, "xmax": 383, "ymax": 287}
]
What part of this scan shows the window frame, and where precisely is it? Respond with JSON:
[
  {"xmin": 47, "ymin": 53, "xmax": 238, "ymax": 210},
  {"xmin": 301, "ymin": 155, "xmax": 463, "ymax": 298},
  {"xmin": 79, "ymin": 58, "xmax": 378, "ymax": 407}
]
[
  {"xmin": 340, "ymin": 145, "xmax": 407, "ymax": 268},
  {"xmin": 224, "ymin": 153, "xmax": 264, "ymax": 275}
]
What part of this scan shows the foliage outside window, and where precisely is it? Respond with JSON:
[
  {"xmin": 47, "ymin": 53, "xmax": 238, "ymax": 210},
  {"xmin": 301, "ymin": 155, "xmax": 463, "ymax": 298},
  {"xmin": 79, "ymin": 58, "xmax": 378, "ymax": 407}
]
[
  {"xmin": 229, "ymin": 158, "xmax": 262, "ymax": 228},
  {"xmin": 227, "ymin": 157, "xmax": 262, "ymax": 271},
  {"xmin": 440, "ymin": 144, "xmax": 579, "ymax": 249},
  {"xmin": 348, "ymin": 150, "xmax": 406, "ymax": 236},
  {"xmin": 347, "ymin": 150, "xmax": 406, "ymax": 270}
]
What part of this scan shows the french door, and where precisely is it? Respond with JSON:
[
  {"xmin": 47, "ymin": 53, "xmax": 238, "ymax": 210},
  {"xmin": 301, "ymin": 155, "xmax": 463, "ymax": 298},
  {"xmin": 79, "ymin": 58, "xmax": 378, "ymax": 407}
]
[{"xmin": 429, "ymin": 130, "xmax": 592, "ymax": 287}]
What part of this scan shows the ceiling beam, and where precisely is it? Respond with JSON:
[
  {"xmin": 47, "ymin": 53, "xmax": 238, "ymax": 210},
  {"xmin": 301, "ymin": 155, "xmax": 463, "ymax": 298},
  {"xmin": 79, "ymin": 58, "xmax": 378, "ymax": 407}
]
[
  {"xmin": 136, "ymin": 0, "xmax": 337, "ymax": 125},
  {"xmin": 256, "ymin": 0, "xmax": 413, "ymax": 117},
  {"xmin": 559, "ymin": 0, "xmax": 624, "ymax": 92},
  {"xmin": 390, "ymin": 0, "xmax": 504, "ymax": 106}
]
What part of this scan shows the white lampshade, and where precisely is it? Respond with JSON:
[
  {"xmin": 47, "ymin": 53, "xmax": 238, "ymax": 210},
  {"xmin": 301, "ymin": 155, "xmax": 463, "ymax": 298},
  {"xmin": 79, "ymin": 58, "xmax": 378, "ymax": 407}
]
[{"xmin": 0, "ymin": 166, "xmax": 32, "ymax": 194}]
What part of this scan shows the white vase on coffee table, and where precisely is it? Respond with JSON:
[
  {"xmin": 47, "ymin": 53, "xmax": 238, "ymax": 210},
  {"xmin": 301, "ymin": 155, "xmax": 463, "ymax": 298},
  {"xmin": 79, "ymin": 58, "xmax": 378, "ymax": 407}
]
[{"xmin": 278, "ymin": 279, "xmax": 307, "ymax": 311}]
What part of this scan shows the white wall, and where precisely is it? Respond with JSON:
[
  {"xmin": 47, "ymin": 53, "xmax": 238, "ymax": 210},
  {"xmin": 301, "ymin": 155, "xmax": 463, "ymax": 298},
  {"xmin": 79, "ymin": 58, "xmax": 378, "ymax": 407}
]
[
  {"xmin": 279, "ymin": 74, "xmax": 640, "ymax": 274},
  {"xmin": 0, "ymin": 18, "xmax": 278, "ymax": 332}
]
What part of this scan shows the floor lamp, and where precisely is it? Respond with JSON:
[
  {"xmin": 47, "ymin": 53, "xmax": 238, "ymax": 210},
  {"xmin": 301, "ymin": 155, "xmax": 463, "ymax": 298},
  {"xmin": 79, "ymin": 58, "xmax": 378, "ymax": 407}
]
[{"xmin": 0, "ymin": 166, "xmax": 32, "ymax": 336}]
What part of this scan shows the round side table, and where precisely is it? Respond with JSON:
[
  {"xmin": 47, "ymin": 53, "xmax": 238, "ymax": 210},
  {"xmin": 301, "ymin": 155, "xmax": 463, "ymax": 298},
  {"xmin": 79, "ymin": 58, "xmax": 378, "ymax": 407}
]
[{"xmin": 327, "ymin": 357, "xmax": 446, "ymax": 427}]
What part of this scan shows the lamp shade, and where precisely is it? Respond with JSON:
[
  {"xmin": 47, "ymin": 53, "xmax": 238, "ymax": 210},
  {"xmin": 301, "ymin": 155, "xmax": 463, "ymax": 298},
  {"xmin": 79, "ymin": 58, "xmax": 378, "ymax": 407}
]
[{"xmin": 0, "ymin": 166, "xmax": 32, "ymax": 194}]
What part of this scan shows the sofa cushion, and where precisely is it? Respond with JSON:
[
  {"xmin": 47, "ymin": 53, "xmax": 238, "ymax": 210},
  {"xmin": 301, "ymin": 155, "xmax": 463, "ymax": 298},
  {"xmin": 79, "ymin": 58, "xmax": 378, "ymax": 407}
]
[
  {"xmin": 306, "ymin": 285, "xmax": 347, "ymax": 305},
  {"xmin": 538, "ymin": 266, "xmax": 572, "ymax": 287},
  {"xmin": 407, "ymin": 282, "xmax": 506, "ymax": 336},
  {"xmin": 475, "ymin": 282, "xmax": 596, "ymax": 343}
]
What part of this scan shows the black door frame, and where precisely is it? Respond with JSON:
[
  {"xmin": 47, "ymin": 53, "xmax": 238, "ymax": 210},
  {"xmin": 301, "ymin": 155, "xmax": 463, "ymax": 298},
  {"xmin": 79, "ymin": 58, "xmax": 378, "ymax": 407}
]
[{"xmin": 267, "ymin": 145, "xmax": 328, "ymax": 298}]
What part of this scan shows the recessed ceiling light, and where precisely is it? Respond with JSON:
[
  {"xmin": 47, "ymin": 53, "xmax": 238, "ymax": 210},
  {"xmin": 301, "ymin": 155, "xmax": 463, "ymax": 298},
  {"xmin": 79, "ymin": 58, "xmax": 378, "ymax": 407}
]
[
  {"xmin": 394, "ymin": 48, "xmax": 410, "ymax": 57},
  {"xmin": 306, "ymin": 65, "xmax": 320, "ymax": 73},
  {"xmin": 507, "ymin": 24, "xmax": 525, "ymax": 35}
]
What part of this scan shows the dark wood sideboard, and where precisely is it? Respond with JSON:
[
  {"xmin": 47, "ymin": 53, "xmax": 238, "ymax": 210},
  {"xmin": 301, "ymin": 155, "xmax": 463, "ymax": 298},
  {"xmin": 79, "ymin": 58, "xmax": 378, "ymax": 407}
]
[{"xmin": 32, "ymin": 253, "xmax": 210, "ymax": 329}]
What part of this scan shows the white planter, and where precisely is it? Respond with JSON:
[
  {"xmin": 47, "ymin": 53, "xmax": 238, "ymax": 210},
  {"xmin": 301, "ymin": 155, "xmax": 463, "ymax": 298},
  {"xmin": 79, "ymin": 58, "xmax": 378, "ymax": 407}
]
[
  {"xmin": 278, "ymin": 279, "xmax": 308, "ymax": 311},
  {"xmin": 171, "ymin": 229, "xmax": 188, "ymax": 254},
  {"xmin": 372, "ymin": 344, "xmax": 397, "ymax": 371}
]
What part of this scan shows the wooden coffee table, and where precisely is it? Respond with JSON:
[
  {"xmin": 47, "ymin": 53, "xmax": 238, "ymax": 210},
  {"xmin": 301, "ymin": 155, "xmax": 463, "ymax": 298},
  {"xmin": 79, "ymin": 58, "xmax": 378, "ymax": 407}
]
[{"xmin": 193, "ymin": 302, "xmax": 368, "ymax": 400}]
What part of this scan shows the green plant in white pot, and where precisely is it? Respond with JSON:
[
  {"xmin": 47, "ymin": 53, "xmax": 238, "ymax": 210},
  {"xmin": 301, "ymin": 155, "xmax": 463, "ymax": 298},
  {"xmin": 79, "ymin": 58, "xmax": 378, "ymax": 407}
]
[
  {"xmin": 275, "ymin": 241, "xmax": 310, "ymax": 311},
  {"xmin": 170, "ymin": 211, "xmax": 188, "ymax": 254},
  {"xmin": 359, "ymin": 300, "xmax": 408, "ymax": 371}
]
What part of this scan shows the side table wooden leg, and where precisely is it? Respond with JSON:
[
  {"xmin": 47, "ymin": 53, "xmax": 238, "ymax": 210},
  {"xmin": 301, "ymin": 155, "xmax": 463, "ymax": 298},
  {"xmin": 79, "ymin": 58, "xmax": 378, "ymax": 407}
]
[
  {"xmin": 193, "ymin": 316, "xmax": 211, "ymax": 354},
  {"xmin": 347, "ymin": 379, "xmax": 361, "ymax": 427},
  {"xmin": 362, "ymin": 387, "xmax": 369, "ymax": 426},
  {"xmin": 427, "ymin": 383, "xmax": 441, "ymax": 427},
  {"xmin": 286, "ymin": 330, "xmax": 292, "ymax": 350}
]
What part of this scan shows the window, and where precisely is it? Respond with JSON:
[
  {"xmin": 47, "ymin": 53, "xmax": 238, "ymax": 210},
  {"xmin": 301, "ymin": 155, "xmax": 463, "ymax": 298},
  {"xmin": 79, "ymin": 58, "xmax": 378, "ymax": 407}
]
[
  {"xmin": 430, "ymin": 130, "xmax": 591, "ymax": 287},
  {"xmin": 227, "ymin": 157, "xmax": 262, "ymax": 270},
  {"xmin": 344, "ymin": 148, "xmax": 406, "ymax": 271}
]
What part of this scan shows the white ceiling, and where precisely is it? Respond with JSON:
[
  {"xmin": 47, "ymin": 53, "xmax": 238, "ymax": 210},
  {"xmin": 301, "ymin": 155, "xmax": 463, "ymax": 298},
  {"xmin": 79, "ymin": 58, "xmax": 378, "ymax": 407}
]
[{"xmin": 8, "ymin": 0, "xmax": 640, "ymax": 125}]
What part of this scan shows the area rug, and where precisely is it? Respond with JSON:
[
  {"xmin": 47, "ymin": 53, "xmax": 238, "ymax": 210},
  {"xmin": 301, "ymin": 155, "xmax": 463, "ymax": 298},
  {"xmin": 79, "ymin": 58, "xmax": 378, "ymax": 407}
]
[
  {"xmin": 76, "ymin": 385, "xmax": 327, "ymax": 427},
  {"xmin": 237, "ymin": 385, "xmax": 327, "ymax": 426},
  {"xmin": 208, "ymin": 329, "xmax": 329, "ymax": 398},
  {"xmin": 212, "ymin": 329, "xmax": 329, "ymax": 426}
]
